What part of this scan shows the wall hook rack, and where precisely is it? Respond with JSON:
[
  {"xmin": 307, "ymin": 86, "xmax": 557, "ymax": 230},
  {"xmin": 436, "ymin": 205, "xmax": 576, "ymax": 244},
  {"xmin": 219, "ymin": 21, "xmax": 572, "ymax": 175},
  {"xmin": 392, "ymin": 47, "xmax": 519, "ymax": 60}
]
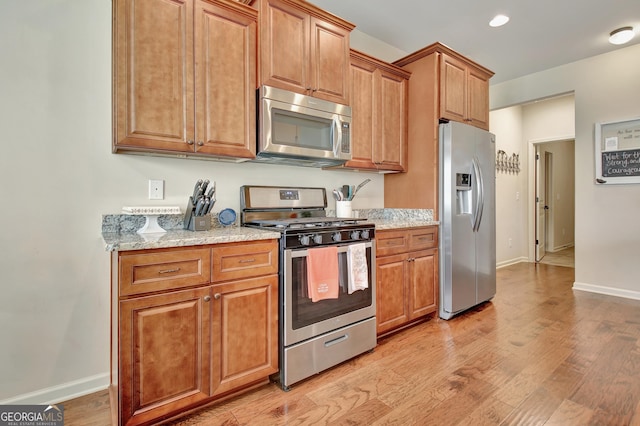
[{"xmin": 496, "ymin": 150, "xmax": 520, "ymax": 174}]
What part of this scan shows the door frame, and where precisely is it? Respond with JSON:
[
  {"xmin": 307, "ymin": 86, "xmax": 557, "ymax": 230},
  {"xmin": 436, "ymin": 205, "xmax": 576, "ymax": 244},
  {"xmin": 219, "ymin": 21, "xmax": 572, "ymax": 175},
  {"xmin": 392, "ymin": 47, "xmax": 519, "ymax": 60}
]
[{"xmin": 527, "ymin": 136, "xmax": 574, "ymax": 262}]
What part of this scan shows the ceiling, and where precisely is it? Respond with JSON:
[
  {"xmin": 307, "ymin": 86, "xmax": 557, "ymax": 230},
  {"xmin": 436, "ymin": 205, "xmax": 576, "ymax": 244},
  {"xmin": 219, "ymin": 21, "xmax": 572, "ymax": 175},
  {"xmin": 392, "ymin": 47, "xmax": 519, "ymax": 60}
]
[{"xmin": 308, "ymin": 0, "xmax": 640, "ymax": 84}]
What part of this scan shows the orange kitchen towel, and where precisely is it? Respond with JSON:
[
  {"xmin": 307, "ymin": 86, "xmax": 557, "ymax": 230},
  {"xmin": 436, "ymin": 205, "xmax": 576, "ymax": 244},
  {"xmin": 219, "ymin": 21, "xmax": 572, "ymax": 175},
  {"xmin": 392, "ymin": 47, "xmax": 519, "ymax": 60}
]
[{"xmin": 306, "ymin": 246, "xmax": 339, "ymax": 302}]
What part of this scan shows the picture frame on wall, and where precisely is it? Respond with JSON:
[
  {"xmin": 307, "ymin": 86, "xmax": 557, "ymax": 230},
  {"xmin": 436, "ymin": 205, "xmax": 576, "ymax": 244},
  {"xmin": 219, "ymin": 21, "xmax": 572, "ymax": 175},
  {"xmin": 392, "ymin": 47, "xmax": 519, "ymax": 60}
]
[{"xmin": 594, "ymin": 117, "xmax": 640, "ymax": 184}]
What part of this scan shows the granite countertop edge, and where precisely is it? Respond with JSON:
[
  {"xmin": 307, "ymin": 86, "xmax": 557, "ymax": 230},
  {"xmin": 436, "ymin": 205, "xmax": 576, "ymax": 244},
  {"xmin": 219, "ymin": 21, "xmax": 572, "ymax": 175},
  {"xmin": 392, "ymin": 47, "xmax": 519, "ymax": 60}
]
[{"xmin": 101, "ymin": 208, "xmax": 438, "ymax": 252}]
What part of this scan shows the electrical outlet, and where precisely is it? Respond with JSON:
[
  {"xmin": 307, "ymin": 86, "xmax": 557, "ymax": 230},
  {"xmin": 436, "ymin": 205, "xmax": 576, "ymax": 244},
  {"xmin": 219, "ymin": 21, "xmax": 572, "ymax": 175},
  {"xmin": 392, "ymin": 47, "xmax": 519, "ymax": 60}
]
[
  {"xmin": 149, "ymin": 179, "xmax": 164, "ymax": 200},
  {"xmin": 515, "ymin": 191, "xmax": 520, "ymax": 201},
  {"xmin": 508, "ymin": 238, "xmax": 512, "ymax": 248}
]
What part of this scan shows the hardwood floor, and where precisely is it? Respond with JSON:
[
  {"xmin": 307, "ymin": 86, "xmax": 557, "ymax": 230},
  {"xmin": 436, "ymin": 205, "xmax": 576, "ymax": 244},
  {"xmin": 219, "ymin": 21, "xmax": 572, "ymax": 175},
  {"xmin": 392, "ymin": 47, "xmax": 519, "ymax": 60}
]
[{"xmin": 62, "ymin": 262, "xmax": 640, "ymax": 425}]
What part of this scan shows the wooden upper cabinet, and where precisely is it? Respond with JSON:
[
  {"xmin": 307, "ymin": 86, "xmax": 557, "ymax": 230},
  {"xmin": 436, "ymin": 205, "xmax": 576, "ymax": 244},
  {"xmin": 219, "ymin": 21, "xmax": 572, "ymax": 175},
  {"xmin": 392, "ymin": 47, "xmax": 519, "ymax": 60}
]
[
  {"xmin": 342, "ymin": 50, "xmax": 409, "ymax": 172},
  {"xmin": 252, "ymin": 0, "xmax": 354, "ymax": 105},
  {"xmin": 376, "ymin": 68, "xmax": 408, "ymax": 171},
  {"xmin": 439, "ymin": 52, "xmax": 492, "ymax": 130},
  {"xmin": 113, "ymin": 0, "xmax": 257, "ymax": 159},
  {"xmin": 194, "ymin": 0, "xmax": 257, "ymax": 158},
  {"xmin": 113, "ymin": 0, "xmax": 195, "ymax": 153}
]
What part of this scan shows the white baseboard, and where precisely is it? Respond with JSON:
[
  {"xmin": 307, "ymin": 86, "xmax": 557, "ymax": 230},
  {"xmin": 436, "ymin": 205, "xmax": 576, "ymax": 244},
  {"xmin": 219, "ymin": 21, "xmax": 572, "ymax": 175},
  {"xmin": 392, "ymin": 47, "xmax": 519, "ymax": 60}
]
[
  {"xmin": 0, "ymin": 372, "xmax": 109, "ymax": 405},
  {"xmin": 573, "ymin": 282, "xmax": 640, "ymax": 301},
  {"xmin": 497, "ymin": 257, "xmax": 529, "ymax": 269},
  {"xmin": 550, "ymin": 243, "xmax": 574, "ymax": 252}
]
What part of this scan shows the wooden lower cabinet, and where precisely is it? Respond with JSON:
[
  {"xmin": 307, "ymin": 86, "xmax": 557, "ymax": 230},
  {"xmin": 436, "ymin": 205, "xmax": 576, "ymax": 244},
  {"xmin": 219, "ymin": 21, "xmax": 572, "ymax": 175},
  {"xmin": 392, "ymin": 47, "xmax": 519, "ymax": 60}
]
[
  {"xmin": 112, "ymin": 240, "xmax": 278, "ymax": 426},
  {"xmin": 210, "ymin": 275, "xmax": 278, "ymax": 397},
  {"xmin": 118, "ymin": 288, "xmax": 212, "ymax": 426},
  {"xmin": 375, "ymin": 227, "xmax": 438, "ymax": 336}
]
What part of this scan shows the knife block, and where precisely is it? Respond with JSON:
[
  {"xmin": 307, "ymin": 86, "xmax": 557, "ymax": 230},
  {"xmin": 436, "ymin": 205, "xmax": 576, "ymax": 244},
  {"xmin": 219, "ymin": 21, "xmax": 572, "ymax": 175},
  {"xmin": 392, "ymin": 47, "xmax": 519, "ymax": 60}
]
[{"xmin": 183, "ymin": 197, "xmax": 211, "ymax": 231}]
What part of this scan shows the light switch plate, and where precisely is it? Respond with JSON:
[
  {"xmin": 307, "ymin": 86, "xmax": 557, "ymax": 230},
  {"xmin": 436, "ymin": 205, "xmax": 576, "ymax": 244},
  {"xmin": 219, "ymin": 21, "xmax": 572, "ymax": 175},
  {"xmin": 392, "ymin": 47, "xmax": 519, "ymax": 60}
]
[{"xmin": 149, "ymin": 179, "xmax": 164, "ymax": 200}]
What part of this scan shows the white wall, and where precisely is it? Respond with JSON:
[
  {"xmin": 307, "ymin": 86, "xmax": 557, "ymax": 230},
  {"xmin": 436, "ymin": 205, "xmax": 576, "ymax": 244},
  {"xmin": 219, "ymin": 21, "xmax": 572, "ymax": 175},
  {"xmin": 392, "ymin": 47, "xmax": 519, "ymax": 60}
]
[
  {"xmin": 490, "ymin": 106, "xmax": 528, "ymax": 266},
  {"xmin": 490, "ymin": 95, "xmax": 575, "ymax": 266},
  {"xmin": 491, "ymin": 43, "xmax": 640, "ymax": 298},
  {"xmin": 0, "ymin": 0, "xmax": 386, "ymax": 403}
]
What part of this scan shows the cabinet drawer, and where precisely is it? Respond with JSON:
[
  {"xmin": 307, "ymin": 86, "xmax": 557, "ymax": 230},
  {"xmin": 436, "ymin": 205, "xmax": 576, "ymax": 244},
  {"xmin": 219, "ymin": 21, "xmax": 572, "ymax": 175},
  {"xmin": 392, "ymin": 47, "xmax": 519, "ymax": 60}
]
[
  {"xmin": 376, "ymin": 230, "xmax": 410, "ymax": 257},
  {"xmin": 408, "ymin": 227, "xmax": 438, "ymax": 251},
  {"xmin": 119, "ymin": 248, "xmax": 211, "ymax": 297},
  {"xmin": 376, "ymin": 226, "xmax": 438, "ymax": 256},
  {"xmin": 212, "ymin": 240, "xmax": 278, "ymax": 282}
]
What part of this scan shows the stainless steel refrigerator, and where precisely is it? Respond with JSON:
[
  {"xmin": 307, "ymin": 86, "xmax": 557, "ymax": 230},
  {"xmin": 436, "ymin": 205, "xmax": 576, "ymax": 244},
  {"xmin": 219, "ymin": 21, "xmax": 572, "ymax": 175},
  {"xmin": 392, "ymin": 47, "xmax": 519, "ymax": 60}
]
[{"xmin": 439, "ymin": 121, "xmax": 496, "ymax": 320}]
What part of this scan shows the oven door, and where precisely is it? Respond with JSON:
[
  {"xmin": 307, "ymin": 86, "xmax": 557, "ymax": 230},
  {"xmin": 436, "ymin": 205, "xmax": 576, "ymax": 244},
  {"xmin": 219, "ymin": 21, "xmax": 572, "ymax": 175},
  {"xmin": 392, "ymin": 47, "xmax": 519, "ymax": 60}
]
[{"xmin": 283, "ymin": 241, "xmax": 376, "ymax": 347}]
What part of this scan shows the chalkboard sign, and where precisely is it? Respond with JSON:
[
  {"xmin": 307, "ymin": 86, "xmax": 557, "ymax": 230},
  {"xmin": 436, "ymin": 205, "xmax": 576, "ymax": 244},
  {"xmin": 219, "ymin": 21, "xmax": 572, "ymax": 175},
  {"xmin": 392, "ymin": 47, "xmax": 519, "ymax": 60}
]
[{"xmin": 595, "ymin": 118, "xmax": 640, "ymax": 184}]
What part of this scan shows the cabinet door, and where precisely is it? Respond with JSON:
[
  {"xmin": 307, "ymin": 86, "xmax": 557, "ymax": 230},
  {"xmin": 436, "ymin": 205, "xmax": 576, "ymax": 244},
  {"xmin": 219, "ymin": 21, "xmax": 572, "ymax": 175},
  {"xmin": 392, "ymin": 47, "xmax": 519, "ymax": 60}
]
[
  {"xmin": 258, "ymin": 0, "xmax": 309, "ymax": 94},
  {"xmin": 467, "ymin": 68, "xmax": 490, "ymax": 130},
  {"xmin": 345, "ymin": 55, "xmax": 377, "ymax": 169},
  {"xmin": 376, "ymin": 253, "xmax": 409, "ymax": 335},
  {"xmin": 439, "ymin": 53, "xmax": 467, "ymax": 124},
  {"xmin": 194, "ymin": 0, "xmax": 257, "ymax": 158},
  {"xmin": 309, "ymin": 17, "xmax": 350, "ymax": 104},
  {"xmin": 211, "ymin": 275, "xmax": 278, "ymax": 397},
  {"xmin": 408, "ymin": 249, "xmax": 438, "ymax": 319},
  {"xmin": 374, "ymin": 69, "xmax": 407, "ymax": 171},
  {"xmin": 113, "ymin": 0, "xmax": 195, "ymax": 153},
  {"xmin": 119, "ymin": 287, "xmax": 211, "ymax": 426}
]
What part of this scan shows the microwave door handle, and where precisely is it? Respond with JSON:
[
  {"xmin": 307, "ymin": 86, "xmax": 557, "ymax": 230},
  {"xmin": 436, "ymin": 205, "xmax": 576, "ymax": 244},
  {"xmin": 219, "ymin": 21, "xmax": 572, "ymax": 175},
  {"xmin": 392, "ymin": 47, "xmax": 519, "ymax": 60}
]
[{"xmin": 332, "ymin": 115, "xmax": 342, "ymax": 156}]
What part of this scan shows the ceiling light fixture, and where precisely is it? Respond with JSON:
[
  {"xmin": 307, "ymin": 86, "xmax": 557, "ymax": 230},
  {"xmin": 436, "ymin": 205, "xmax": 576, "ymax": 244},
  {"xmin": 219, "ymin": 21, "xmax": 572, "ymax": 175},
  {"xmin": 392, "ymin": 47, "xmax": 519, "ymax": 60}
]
[
  {"xmin": 609, "ymin": 26, "xmax": 635, "ymax": 45},
  {"xmin": 489, "ymin": 14, "xmax": 509, "ymax": 28}
]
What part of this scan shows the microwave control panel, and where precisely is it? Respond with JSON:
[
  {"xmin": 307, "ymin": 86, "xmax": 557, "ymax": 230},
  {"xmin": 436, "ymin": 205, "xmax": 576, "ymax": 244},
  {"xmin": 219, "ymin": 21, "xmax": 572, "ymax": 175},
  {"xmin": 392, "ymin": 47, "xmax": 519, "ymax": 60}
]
[{"xmin": 341, "ymin": 122, "xmax": 350, "ymax": 153}]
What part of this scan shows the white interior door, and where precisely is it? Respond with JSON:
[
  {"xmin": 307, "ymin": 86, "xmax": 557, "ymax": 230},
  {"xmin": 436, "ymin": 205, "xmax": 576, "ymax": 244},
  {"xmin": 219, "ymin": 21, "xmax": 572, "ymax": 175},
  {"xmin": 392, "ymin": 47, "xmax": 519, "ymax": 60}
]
[{"xmin": 535, "ymin": 146, "xmax": 546, "ymax": 261}]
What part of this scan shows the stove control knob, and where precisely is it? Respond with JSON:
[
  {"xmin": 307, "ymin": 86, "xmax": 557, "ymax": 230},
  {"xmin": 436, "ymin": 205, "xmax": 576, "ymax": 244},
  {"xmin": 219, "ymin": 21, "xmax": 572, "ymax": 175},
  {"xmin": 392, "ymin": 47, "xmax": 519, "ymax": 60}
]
[
  {"xmin": 313, "ymin": 234, "xmax": 323, "ymax": 244},
  {"xmin": 332, "ymin": 232, "xmax": 342, "ymax": 242},
  {"xmin": 360, "ymin": 230, "xmax": 370, "ymax": 240},
  {"xmin": 298, "ymin": 235, "xmax": 311, "ymax": 246},
  {"xmin": 350, "ymin": 230, "xmax": 360, "ymax": 240}
]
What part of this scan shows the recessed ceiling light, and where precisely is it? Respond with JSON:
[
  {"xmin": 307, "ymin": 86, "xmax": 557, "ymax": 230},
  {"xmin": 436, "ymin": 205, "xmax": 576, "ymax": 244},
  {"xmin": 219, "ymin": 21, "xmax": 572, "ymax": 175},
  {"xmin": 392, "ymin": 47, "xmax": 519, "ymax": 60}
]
[
  {"xmin": 489, "ymin": 14, "xmax": 510, "ymax": 28},
  {"xmin": 609, "ymin": 26, "xmax": 635, "ymax": 45}
]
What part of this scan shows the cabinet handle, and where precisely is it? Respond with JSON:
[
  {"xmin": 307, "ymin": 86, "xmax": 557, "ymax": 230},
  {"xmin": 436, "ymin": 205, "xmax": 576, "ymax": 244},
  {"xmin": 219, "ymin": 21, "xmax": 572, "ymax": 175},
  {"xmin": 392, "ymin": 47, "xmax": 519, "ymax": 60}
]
[
  {"xmin": 158, "ymin": 268, "xmax": 180, "ymax": 274},
  {"xmin": 239, "ymin": 258, "xmax": 256, "ymax": 264},
  {"xmin": 197, "ymin": 141, "xmax": 204, "ymax": 146},
  {"xmin": 204, "ymin": 295, "xmax": 211, "ymax": 302},
  {"xmin": 187, "ymin": 140, "xmax": 194, "ymax": 145},
  {"xmin": 214, "ymin": 293, "xmax": 221, "ymax": 300},
  {"xmin": 407, "ymin": 258, "xmax": 415, "ymax": 262}
]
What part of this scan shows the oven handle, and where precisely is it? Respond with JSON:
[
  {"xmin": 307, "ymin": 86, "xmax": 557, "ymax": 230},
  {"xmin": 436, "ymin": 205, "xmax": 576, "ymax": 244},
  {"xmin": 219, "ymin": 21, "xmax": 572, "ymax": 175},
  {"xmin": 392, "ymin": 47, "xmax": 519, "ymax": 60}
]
[
  {"xmin": 288, "ymin": 241, "xmax": 373, "ymax": 258},
  {"xmin": 324, "ymin": 334, "xmax": 349, "ymax": 347}
]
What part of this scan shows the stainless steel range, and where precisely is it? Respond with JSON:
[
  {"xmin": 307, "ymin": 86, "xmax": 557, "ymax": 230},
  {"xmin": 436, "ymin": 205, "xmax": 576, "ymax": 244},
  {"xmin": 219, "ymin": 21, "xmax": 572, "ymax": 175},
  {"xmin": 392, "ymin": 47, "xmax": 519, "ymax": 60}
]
[{"xmin": 241, "ymin": 185, "xmax": 376, "ymax": 390}]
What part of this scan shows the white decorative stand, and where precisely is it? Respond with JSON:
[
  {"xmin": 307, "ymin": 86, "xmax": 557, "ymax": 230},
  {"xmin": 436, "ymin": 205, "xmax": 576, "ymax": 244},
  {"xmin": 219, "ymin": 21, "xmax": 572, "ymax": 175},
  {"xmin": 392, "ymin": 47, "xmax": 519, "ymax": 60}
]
[{"xmin": 122, "ymin": 206, "xmax": 181, "ymax": 234}]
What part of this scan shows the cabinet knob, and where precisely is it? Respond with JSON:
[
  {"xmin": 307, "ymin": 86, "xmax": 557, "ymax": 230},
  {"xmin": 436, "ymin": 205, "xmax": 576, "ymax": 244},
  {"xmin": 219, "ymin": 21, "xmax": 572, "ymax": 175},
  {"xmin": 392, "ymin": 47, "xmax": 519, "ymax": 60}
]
[
  {"xmin": 214, "ymin": 293, "xmax": 221, "ymax": 300},
  {"xmin": 204, "ymin": 295, "xmax": 211, "ymax": 302},
  {"xmin": 197, "ymin": 141, "xmax": 204, "ymax": 146},
  {"xmin": 187, "ymin": 140, "xmax": 195, "ymax": 145}
]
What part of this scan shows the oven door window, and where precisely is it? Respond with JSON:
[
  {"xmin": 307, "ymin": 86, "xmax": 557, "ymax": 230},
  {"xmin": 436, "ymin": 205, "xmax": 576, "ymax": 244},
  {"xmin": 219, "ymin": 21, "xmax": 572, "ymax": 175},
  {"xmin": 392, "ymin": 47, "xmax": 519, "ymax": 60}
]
[{"xmin": 290, "ymin": 246, "xmax": 373, "ymax": 330}]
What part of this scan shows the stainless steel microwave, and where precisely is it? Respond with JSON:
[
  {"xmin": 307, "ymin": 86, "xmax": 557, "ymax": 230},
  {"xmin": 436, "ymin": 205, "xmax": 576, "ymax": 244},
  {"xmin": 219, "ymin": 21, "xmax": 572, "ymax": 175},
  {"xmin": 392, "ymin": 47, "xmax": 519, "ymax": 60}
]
[{"xmin": 255, "ymin": 85, "xmax": 352, "ymax": 167}]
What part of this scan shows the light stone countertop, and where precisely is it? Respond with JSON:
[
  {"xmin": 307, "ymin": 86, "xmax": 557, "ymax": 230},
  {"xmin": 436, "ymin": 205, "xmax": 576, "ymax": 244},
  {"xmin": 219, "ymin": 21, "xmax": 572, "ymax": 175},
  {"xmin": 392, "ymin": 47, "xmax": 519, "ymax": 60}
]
[
  {"xmin": 102, "ymin": 226, "xmax": 281, "ymax": 252},
  {"xmin": 101, "ymin": 208, "xmax": 438, "ymax": 252}
]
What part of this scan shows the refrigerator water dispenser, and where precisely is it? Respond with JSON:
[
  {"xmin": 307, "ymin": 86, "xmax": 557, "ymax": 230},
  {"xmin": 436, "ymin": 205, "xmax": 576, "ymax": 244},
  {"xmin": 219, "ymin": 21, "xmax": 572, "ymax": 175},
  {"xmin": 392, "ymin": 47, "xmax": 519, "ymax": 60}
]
[{"xmin": 456, "ymin": 173, "xmax": 472, "ymax": 215}]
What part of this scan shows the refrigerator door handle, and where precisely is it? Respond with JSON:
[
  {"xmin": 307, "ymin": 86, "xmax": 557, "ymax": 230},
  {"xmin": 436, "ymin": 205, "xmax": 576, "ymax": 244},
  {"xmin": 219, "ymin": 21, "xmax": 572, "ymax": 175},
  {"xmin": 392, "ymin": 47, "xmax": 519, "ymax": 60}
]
[{"xmin": 472, "ymin": 157, "xmax": 484, "ymax": 232}]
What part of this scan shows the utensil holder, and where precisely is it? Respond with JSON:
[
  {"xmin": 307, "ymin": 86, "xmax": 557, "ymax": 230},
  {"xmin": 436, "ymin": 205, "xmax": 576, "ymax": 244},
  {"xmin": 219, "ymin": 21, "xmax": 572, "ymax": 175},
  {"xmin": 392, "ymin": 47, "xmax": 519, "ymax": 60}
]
[
  {"xmin": 183, "ymin": 197, "xmax": 211, "ymax": 231},
  {"xmin": 336, "ymin": 201, "xmax": 353, "ymax": 218}
]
